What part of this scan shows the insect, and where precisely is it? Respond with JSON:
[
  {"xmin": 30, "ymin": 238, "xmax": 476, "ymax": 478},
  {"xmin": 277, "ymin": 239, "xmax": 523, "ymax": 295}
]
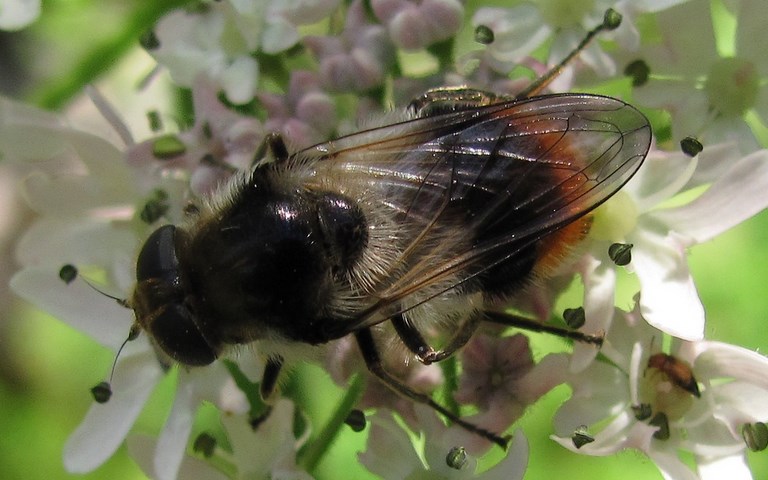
[
  {"xmin": 129, "ymin": 90, "xmax": 650, "ymax": 444},
  {"xmin": 647, "ymin": 353, "xmax": 701, "ymax": 398},
  {"xmin": 126, "ymin": 13, "xmax": 652, "ymax": 447}
]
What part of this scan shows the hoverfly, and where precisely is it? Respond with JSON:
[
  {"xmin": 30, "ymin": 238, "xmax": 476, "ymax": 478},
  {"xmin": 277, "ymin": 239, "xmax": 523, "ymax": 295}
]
[
  {"xmin": 130, "ymin": 89, "xmax": 650, "ymax": 445},
  {"xmin": 127, "ymin": 15, "xmax": 652, "ymax": 447}
]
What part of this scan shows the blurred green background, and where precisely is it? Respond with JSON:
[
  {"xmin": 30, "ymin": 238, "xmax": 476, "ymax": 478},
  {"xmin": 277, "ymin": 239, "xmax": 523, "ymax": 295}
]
[{"xmin": 1, "ymin": 0, "xmax": 767, "ymax": 479}]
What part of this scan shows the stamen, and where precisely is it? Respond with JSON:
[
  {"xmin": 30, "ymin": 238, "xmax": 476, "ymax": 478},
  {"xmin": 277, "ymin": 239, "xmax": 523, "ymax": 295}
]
[{"xmin": 85, "ymin": 86, "xmax": 135, "ymax": 146}]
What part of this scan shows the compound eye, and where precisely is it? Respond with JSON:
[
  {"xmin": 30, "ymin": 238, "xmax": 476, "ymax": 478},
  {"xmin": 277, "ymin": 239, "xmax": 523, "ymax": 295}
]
[
  {"xmin": 148, "ymin": 304, "xmax": 219, "ymax": 366},
  {"xmin": 136, "ymin": 225, "xmax": 180, "ymax": 283}
]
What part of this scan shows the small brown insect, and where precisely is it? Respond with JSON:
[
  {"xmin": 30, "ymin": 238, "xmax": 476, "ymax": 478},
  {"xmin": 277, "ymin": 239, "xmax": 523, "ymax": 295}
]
[{"xmin": 647, "ymin": 353, "xmax": 701, "ymax": 398}]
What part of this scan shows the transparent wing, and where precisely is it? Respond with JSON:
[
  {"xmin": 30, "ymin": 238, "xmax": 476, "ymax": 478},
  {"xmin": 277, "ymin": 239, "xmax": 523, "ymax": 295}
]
[{"xmin": 301, "ymin": 94, "xmax": 651, "ymax": 332}]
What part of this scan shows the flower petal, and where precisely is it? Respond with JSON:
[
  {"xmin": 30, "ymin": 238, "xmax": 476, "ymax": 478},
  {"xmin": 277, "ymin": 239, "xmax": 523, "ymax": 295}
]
[
  {"xmin": 261, "ymin": 17, "xmax": 300, "ymax": 54},
  {"xmin": 21, "ymin": 172, "xmax": 136, "ymax": 217},
  {"xmin": 517, "ymin": 353, "xmax": 569, "ymax": 402},
  {"xmin": 128, "ymin": 435, "xmax": 228, "ymax": 480},
  {"xmin": 10, "ymin": 266, "xmax": 135, "ymax": 349},
  {"xmin": 686, "ymin": 143, "xmax": 741, "ymax": 188},
  {"xmin": 63, "ymin": 350, "xmax": 163, "ymax": 472},
  {"xmin": 714, "ymin": 380, "xmax": 768, "ymax": 422},
  {"xmin": 223, "ymin": 399, "xmax": 310, "ymax": 478},
  {"xmin": 692, "ymin": 341, "xmax": 768, "ymax": 391},
  {"xmin": 624, "ymin": 149, "xmax": 697, "ymax": 213},
  {"xmin": 632, "ymin": 231, "xmax": 704, "ymax": 340},
  {"xmin": 15, "ymin": 218, "xmax": 136, "ymax": 269},
  {"xmin": 698, "ymin": 453, "xmax": 752, "ymax": 480},
  {"xmin": 734, "ymin": 0, "xmax": 768, "ymax": 70},
  {"xmin": 553, "ymin": 360, "xmax": 627, "ymax": 436},
  {"xmin": 702, "ymin": 115, "xmax": 761, "ymax": 155},
  {"xmin": 152, "ymin": 365, "xmax": 237, "ymax": 480},
  {"xmin": 473, "ymin": 6, "xmax": 550, "ymax": 64},
  {"xmin": 219, "ymin": 56, "xmax": 259, "ymax": 105},
  {"xmin": 359, "ymin": 411, "xmax": 419, "ymax": 479},
  {"xmin": 572, "ymin": 256, "xmax": 616, "ymax": 371},
  {"xmin": 153, "ymin": 377, "xmax": 197, "ymax": 480},
  {"xmin": 0, "ymin": 0, "xmax": 40, "ymax": 30},
  {"xmin": 654, "ymin": 150, "xmax": 768, "ymax": 243},
  {"xmin": 481, "ymin": 429, "xmax": 528, "ymax": 480},
  {"xmin": 651, "ymin": 450, "xmax": 699, "ymax": 480},
  {"xmin": 645, "ymin": 1, "xmax": 718, "ymax": 75},
  {"xmin": 630, "ymin": 0, "xmax": 696, "ymax": 12},
  {"xmin": 633, "ymin": 81, "xmax": 711, "ymax": 142},
  {"xmin": 552, "ymin": 413, "xmax": 646, "ymax": 456}
]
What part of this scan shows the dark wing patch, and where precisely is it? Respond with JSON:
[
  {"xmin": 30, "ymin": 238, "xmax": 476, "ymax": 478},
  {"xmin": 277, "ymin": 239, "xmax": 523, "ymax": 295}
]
[{"xmin": 301, "ymin": 94, "xmax": 651, "ymax": 332}]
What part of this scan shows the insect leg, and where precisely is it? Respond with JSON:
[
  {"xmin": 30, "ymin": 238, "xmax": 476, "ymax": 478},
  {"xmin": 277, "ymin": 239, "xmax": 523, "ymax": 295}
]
[
  {"xmin": 354, "ymin": 328, "xmax": 510, "ymax": 448},
  {"xmin": 252, "ymin": 132, "xmax": 289, "ymax": 166},
  {"xmin": 424, "ymin": 314, "xmax": 482, "ymax": 364},
  {"xmin": 516, "ymin": 9, "xmax": 620, "ymax": 99},
  {"xmin": 391, "ymin": 312, "xmax": 435, "ymax": 360},
  {"xmin": 484, "ymin": 310, "xmax": 604, "ymax": 346},
  {"xmin": 260, "ymin": 356, "xmax": 283, "ymax": 400},
  {"xmin": 392, "ymin": 311, "xmax": 482, "ymax": 365}
]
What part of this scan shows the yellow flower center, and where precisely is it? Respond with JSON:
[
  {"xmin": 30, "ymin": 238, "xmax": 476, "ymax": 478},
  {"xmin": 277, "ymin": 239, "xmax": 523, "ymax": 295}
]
[{"xmin": 589, "ymin": 191, "xmax": 638, "ymax": 242}]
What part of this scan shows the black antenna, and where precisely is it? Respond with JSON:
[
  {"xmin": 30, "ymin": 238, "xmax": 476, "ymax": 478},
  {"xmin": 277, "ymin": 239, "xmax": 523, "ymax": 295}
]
[
  {"xmin": 110, "ymin": 324, "xmax": 141, "ymax": 382},
  {"xmin": 75, "ymin": 276, "xmax": 143, "ymax": 388},
  {"xmin": 58, "ymin": 265, "xmax": 140, "ymax": 403},
  {"xmin": 80, "ymin": 276, "xmax": 131, "ymax": 309},
  {"xmin": 90, "ymin": 324, "xmax": 142, "ymax": 404},
  {"xmin": 60, "ymin": 263, "xmax": 131, "ymax": 308}
]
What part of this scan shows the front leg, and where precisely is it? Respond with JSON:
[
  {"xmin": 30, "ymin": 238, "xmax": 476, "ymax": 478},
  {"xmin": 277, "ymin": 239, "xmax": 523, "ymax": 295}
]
[
  {"xmin": 391, "ymin": 312, "xmax": 435, "ymax": 361},
  {"xmin": 259, "ymin": 356, "xmax": 284, "ymax": 400},
  {"xmin": 252, "ymin": 132, "xmax": 289, "ymax": 167}
]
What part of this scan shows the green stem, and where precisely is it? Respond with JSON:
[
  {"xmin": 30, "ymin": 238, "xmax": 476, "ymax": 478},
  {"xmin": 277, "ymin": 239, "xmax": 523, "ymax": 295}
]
[
  {"xmin": 298, "ymin": 374, "xmax": 365, "ymax": 473},
  {"xmin": 29, "ymin": 0, "xmax": 192, "ymax": 110},
  {"xmin": 440, "ymin": 356, "xmax": 460, "ymax": 416}
]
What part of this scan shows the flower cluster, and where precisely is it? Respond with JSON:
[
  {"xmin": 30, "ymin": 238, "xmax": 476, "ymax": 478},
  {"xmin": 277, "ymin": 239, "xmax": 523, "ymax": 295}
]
[{"xmin": 3, "ymin": 0, "xmax": 768, "ymax": 479}]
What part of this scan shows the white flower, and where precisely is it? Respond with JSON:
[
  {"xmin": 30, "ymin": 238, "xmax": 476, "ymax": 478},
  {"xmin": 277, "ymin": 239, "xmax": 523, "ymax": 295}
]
[
  {"xmin": 633, "ymin": 0, "xmax": 768, "ymax": 151},
  {"xmin": 304, "ymin": 0, "xmax": 396, "ymax": 93},
  {"xmin": 0, "ymin": 0, "xmax": 40, "ymax": 30},
  {"xmin": 552, "ymin": 302, "xmax": 768, "ymax": 480},
  {"xmin": 360, "ymin": 405, "xmax": 529, "ymax": 480},
  {"xmin": 128, "ymin": 435, "xmax": 228, "ymax": 480},
  {"xmin": 257, "ymin": 70, "xmax": 338, "ymax": 148},
  {"xmin": 126, "ymin": 78, "xmax": 264, "ymax": 196},
  {"xmin": 371, "ymin": 0, "xmax": 464, "ymax": 51},
  {"xmin": 451, "ymin": 333, "xmax": 569, "ymax": 452},
  {"xmin": 579, "ymin": 143, "xmax": 768, "ymax": 347},
  {"xmin": 3, "ymin": 93, "xmax": 261, "ymax": 480},
  {"xmin": 471, "ymin": 0, "xmax": 690, "ymax": 87},
  {"xmin": 221, "ymin": 399, "xmax": 312, "ymax": 480},
  {"xmin": 1, "ymin": 94, "xmax": 159, "ymax": 475},
  {"xmin": 148, "ymin": 0, "xmax": 341, "ymax": 104}
]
